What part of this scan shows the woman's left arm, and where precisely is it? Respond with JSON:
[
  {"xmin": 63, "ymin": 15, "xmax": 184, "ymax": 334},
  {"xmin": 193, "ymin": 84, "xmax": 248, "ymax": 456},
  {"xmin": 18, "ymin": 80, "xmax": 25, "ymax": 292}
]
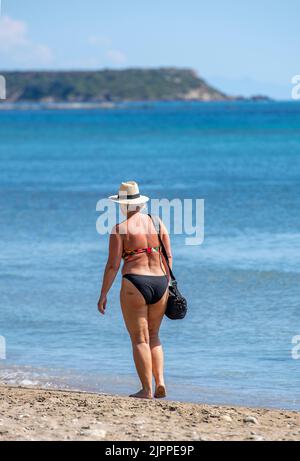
[{"xmin": 98, "ymin": 229, "xmax": 122, "ymax": 315}]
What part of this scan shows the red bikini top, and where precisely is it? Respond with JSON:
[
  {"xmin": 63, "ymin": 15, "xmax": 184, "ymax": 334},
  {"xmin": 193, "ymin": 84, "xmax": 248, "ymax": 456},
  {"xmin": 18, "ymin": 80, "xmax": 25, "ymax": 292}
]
[{"xmin": 122, "ymin": 245, "xmax": 161, "ymax": 261}]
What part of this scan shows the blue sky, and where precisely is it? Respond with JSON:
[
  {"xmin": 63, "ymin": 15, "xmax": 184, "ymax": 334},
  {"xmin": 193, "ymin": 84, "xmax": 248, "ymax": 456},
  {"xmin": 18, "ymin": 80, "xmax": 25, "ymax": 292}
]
[{"xmin": 0, "ymin": 0, "xmax": 299, "ymax": 99}]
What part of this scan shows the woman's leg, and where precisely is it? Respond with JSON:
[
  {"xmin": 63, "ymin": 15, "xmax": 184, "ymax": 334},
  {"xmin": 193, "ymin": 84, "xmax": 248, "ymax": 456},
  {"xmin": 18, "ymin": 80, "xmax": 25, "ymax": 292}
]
[
  {"xmin": 120, "ymin": 278, "xmax": 153, "ymax": 398},
  {"xmin": 148, "ymin": 288, "xmax": 168, "ymax": 398}
]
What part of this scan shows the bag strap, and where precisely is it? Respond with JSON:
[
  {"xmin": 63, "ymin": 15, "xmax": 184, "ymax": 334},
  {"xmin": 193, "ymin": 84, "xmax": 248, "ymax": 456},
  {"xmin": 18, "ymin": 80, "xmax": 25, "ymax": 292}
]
[{"xmin": 148, "ymin": 214, "xmax": 176, "ymax": 282}]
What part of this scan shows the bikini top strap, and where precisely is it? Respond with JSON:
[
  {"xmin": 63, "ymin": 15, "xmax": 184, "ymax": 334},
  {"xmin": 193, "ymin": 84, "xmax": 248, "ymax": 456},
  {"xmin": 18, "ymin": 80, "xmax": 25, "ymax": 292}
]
[{"xmin": 147, "ymin": 214, "xmax": 176, "ymax": 282}]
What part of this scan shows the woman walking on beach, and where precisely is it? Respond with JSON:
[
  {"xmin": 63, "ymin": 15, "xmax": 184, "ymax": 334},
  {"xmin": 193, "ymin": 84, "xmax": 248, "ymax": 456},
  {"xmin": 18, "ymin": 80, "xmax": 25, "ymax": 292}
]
[{"xmin": 97, "ymin": 181, "xmax": 172, "ymax": 399}]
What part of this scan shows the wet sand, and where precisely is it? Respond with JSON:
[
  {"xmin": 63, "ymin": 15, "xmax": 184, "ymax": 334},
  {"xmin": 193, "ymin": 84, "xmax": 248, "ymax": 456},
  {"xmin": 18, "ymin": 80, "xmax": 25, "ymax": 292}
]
[{"xmin": 0, "ymin": 385, "xmax": 299, "ymax": 441}]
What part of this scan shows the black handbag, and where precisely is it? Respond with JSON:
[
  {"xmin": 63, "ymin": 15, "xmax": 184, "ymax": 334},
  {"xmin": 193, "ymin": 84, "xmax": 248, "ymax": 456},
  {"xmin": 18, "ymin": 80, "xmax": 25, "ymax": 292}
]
[{"xmin": 148, "ymin": 214, "xmax": 187, "ymax": 320}]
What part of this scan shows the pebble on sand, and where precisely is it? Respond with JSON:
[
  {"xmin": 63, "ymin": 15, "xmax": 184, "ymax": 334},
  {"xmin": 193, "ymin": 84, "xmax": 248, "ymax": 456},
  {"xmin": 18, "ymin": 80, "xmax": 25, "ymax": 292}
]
[
  {"xmin": 221, "ymin": 415, "xmax": 233, "ymax": 422},
  {"xmin": 243, "ymin": 416, "xmax": 259, "ymax": 425}
]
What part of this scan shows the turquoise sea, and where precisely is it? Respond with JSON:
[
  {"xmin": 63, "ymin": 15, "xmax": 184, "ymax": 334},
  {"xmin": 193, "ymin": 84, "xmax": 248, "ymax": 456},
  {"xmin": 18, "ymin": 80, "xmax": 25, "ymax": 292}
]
[{"xmin": 0, "ymin": 101, "xmax": 300, "ymax": 409}]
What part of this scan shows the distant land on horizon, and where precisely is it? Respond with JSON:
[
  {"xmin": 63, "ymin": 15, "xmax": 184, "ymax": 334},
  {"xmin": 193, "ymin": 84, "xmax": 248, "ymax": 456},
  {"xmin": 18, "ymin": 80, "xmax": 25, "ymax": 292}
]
[{"xmin": 0, "ymin": 67, "xmax": 271, "ymax": 104}]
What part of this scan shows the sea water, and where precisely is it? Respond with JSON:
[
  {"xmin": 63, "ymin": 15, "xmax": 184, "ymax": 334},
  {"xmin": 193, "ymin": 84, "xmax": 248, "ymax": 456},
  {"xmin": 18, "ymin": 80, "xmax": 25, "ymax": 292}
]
[{"xmin": 0, "ymin": 101, "xmax": 300, "ymax": 409}]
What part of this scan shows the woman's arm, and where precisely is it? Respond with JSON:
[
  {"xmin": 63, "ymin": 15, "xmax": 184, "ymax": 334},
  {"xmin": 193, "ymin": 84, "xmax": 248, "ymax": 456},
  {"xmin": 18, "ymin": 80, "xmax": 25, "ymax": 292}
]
[{"xmin": 98, "ymin": 229, "xmax": 122, "ymax": 315}]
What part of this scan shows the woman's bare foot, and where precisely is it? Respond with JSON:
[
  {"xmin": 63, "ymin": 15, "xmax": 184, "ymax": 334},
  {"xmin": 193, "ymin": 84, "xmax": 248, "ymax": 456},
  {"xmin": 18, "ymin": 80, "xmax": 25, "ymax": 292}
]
[
  {"xmin": 154, "ymin": 384, "xmax": 166, "ymax": 398},
  {"xmin": 129, "ymin": 389, "xmax": 152, "ymax": 399}
]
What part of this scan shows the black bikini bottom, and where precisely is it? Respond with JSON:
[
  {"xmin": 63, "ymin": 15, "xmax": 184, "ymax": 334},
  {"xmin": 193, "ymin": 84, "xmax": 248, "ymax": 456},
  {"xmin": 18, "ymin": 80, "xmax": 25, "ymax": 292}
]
[{"xmin": 123, "ymin": 274, "xmax": 169, "ymax": 305}]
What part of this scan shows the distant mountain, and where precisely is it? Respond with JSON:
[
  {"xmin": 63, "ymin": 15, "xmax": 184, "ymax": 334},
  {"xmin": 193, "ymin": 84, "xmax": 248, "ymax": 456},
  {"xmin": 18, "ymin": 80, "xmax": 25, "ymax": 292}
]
[{"xmin": 0, "ymin": 68, "xmax": 229, "ymax": 103}]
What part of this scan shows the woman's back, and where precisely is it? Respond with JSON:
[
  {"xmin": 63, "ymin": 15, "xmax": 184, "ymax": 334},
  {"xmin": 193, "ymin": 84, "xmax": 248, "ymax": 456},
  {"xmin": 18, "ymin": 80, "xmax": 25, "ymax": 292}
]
[{"xmin": 119, "ymin": 213, "xmax": 166, "ymax": 276}]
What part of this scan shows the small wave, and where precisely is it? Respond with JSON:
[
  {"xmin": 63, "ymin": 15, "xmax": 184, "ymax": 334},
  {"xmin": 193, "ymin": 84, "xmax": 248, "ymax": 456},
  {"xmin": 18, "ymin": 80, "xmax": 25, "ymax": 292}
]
[{"xmin": 1, "ymin": 363, "xmax": 300, "ymax": 410}]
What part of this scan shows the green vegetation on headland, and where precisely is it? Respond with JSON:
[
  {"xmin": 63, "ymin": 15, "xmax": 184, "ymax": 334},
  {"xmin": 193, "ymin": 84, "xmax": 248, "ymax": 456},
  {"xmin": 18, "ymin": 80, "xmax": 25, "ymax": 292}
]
[
  {"xmin": 0, "ymin": 67, "xmax": 271, "ymax": 104},
  {"xmin": 1, "ymin": 68, "xmax": 227, "ymax": 103}
]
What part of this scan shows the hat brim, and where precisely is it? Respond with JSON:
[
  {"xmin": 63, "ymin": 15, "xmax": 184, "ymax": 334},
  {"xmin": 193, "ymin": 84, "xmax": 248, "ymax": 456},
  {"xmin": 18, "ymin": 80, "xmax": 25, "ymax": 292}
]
[{"xmin": 109, "ymin": 195, "xmax": 149, "ymax": 205}]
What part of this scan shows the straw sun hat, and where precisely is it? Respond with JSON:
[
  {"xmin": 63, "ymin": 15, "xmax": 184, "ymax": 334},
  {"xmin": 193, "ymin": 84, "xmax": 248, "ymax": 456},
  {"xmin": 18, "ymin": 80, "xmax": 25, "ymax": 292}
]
[{"xmin": 109, "ymin": 181, "xmax": 149, "ymax": 205}]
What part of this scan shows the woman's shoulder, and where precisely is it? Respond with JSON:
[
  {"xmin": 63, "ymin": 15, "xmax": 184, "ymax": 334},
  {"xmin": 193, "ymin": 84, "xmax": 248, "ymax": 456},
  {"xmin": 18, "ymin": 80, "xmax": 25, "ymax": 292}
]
[
  {"xmin": 147, "ymin": 214, "xmax": 165, "ymax": 232},
  {"xmin": 111, "ymin": 220, "xmax": 130, "ymax": 238},
  {"xmin": 110, "ymin": 223, "xmax": 123, "ymax": 236}
]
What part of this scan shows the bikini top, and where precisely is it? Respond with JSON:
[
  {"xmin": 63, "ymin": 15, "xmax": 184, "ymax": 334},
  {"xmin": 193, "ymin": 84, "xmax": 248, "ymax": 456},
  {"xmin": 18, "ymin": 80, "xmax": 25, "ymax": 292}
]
[{"xmin": 122, "ymin": 245, "xmax": 161, "ymax": 261}]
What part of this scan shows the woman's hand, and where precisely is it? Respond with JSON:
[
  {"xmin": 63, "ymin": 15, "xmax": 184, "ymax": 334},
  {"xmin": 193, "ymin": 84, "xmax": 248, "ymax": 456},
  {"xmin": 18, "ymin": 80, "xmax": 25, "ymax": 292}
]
[{"xmin": 98, "ymin": 295, "xmax": 107, "ymax": 315}]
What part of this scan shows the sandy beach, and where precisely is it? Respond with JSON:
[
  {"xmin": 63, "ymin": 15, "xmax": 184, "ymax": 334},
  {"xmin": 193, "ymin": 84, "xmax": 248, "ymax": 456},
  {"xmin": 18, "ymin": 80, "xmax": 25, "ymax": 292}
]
[{"xmin": 0, "ymin": 385, "xmax": 299, "ymax": 441}]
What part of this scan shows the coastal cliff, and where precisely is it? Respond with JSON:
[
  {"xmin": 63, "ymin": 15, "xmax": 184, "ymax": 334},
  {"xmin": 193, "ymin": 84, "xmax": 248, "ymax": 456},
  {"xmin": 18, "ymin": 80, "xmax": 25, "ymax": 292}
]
[{"xmin": 1, "ymin": 68, "xmax": 229, "ymax": 103}]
